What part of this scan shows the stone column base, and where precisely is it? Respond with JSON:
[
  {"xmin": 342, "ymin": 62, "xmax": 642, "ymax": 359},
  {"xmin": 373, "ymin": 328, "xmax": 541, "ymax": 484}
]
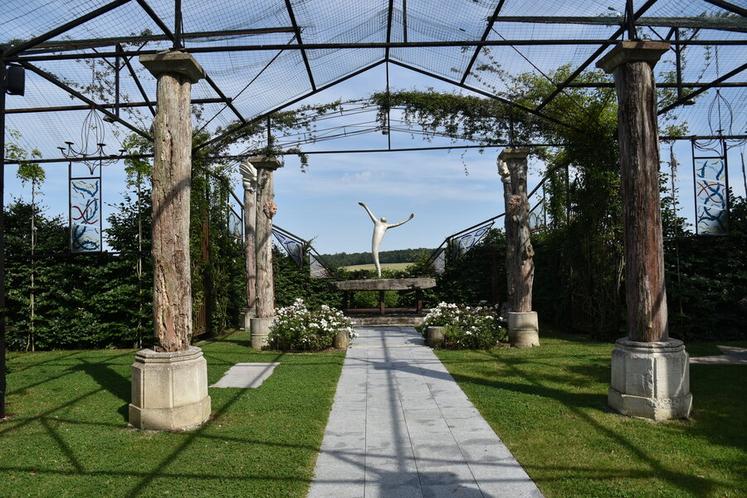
[
  {"xmin": 250, "ymin": 316, "xmax": 274, "ymax": 350},
  {"xmin": 426, "ymin": 326, "xmax": 445, "ymax": 348},
  {"xmin": 129, "ymin": 347, "xmax": 211, "ymax": 431},
  {"xmin": 508, "ymin": 311, "xmax": 539, "ymax": 348},
  {"xmin": 240, "ymin": 307, "xmax": 255, "ymax": 331},
  {"xmin": 609, "ymin": 338, "xmax": 692, "ymax": 420},
  {"xmin": 334, "ymin": 330, "xmax": 350, "ymax": 350}
]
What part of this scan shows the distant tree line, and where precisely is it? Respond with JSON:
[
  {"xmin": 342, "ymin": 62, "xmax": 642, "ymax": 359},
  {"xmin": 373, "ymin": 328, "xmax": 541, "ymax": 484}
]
[{"xmin": 321, "ymin": 248, "xmax": 433, "ymax": 268}]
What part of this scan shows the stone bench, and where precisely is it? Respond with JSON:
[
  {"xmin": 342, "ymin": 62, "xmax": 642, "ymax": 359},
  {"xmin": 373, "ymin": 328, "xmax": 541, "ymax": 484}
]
[{"xmin": 334, "ymin": 277, "xmax": 436, "ymax": 315}]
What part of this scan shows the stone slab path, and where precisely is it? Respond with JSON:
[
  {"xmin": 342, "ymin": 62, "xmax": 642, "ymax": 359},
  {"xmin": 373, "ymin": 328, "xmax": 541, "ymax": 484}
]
[
  {"xmin": 308, "ymin": 326, "xmax": 541, "ymax": 498},
  {"xmin": 210, "ymin": 362, "xmax": 279, "ymax": 388},
  {"xmin": 690, "ymin": 345, "xmax": 747, "ymax": 365}
]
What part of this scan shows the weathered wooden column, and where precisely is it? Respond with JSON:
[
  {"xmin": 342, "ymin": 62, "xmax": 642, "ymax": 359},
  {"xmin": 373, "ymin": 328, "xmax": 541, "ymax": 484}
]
[
  {"xmin": 498, "ymin": 148, "xmax": 539, "ymax": 347},
  {"xmin": 598, "ymin": 41, "xmax": 691, "ymax": 420},
  {"xmin": 128, "ymin": 51, "xmax": 211, "ymax": 431},
  {"xmin": 249, "ymin": 156, "xmax": 282, "ymax": 349},
  {"xmin": 240, "ymin": 161, "xmax": 258, "ymax": 330}
]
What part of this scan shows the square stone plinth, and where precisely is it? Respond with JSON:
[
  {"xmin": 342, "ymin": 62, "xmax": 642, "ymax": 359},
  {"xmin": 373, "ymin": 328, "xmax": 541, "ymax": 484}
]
[
  {"xmin": 609, "ymin": 338, "xmax": 692, "ymax": 420},
  {"xmin": 507, "ymin": 311, "xmax": 540, "ymax": 348},
  {"xmin": 129, "ymin": 346, "xmax": 211, "ymax": 431},
  {"xmin": 250, "ymin": 316, "xmax": 275, "ymax": 350},
  {"xmin": 139, "ymin": 50, "xmax": 205, "ymax": 83}
]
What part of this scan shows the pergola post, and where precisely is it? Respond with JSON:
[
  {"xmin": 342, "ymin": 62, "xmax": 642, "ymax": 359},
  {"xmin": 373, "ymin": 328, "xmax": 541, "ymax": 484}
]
[
  {"xmin": 248, "ymin": 156, "xmax": 282, "ymax": 350},
  {"xmin": 598, "ymin": 41, "xmax": 692, "ymax": 420},
  {"xmin": 240, "ymin": 161, "xmax": 258, "ymax": 330},
  {"xmin": 128, "ymin": 51, "xmax": 211, "ymax": 431},
  {"xmin": 498, "ymin": 148, "xmax": 539, "ymax": 348}
]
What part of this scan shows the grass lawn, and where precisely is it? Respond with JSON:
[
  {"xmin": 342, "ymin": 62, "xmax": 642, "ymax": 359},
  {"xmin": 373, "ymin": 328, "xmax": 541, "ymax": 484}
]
[
  {"xmin": 0, "ymin": 331, "xmax": 344, "ymax": 497},
  {"xmin": 341, "ymin": 262, "xmax": 414, "ymax": 272},
  {"xmin": 435, "ymin": 332, "xmax": 747, "ymax": 497}
]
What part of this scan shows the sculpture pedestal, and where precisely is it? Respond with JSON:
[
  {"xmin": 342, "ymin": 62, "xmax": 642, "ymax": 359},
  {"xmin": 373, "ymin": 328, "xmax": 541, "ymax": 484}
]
[
  {"xmin": 250, "ymin": 316, "xmax": 274, "ymax": 350},
  {"xmin": 129, "ymin": 347, "xmax": 211, "ymax": 431},
  {"xmin": 508, "ymin": 311, "xmax": 539, "ymax": 348},
  {"xmin": 609, "ymin": 338, "xmax": 692, "ymax": 420}
]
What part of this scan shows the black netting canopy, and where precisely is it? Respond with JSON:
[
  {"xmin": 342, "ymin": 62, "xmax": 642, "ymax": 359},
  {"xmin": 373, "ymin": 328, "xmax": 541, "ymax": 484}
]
[{"xmin": 1, "ymin": 0, "xmax": 745, "ymax": 160}]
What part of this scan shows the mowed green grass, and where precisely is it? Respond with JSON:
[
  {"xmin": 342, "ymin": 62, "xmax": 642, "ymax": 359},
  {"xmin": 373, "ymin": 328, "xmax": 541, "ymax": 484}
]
[
  {"xmin": 436, "ymin": 332, "xmax": 747, "ymax": 497},
  {"xmin": 0, "ymin": 331, "xmax": 344, "ymax": 497},
  {"xmin": 341, "ymin": 262, "xmax": 414, "ymax": 272}
]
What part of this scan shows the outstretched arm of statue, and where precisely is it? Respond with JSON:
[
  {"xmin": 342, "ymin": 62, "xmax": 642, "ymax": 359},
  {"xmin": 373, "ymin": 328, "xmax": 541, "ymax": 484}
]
[
  {"xmin": 388, "ymin": 213, "xmax": 415, "ymax": 229},
  {"xmin": 358, "ymin": 202, "xmax": 377, "ymax": 223}
]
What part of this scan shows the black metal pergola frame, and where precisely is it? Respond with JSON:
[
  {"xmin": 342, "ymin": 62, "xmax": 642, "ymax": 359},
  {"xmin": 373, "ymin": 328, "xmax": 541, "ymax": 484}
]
[{"xmin": 0, "ymin": 0, "xmax": 746, "ymax": 417}]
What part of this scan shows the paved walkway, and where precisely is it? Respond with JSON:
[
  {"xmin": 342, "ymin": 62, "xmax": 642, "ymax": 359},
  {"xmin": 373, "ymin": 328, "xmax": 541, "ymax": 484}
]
[{"xmin": 308, "ymin": 326, "xmax": 541, "ymax": 498}]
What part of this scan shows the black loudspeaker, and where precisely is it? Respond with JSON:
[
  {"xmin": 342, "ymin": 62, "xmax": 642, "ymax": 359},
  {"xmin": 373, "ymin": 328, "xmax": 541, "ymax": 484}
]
[{"xmin": 6, "ymin": 65, "xmax": 25, "ymax": 96}]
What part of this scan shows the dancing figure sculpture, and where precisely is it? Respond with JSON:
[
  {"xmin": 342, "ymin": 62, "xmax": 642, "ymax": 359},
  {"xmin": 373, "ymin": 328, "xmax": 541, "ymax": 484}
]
[{"xmin": 358, "ymin": 202, "xmax": 414, "ymax": 278}]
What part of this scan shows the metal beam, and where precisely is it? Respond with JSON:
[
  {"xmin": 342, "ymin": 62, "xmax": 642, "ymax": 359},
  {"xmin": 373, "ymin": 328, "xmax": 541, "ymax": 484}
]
[
  {"xmin": 6, "ymin": 28, "xmax": 298, "ymax": 56},
  {"xmin": 2, "ymin": 0, "xmax": 132, "ymax": 58},
  {"xmin": 204, "ymin": 74, "xmax": 247, "ymax": 123},
  {"xmin": 702, "ymin": 0, "xmax": 747, "ymax": 17},
  {"xmin": 17, "ymin": 61, "xmax": 151, "ymax": 140},
  {"xmin": 534, "ymin": 0, "xmax": 659, "ymax": 112},
  {"xmin": 12, "ymin": 36, "xmax": 745, "ymax": 62},
  {"xmin": 5, "ymin": 98, "xmax": 226, "ymax": 114},
  {"xmin": 461, "ymin": 0, "xmax": 506, "ymax": 84},
  {"xmin": 658, "ymin": 62, "xmax": 747, "ymax": 115},
  {"xmin": 284, "ymin": 0, "xmax": 316, "ymax": 90},
  {"xmin": 193, "ymin": 58, "xmax": 387, "ymax": 152},
  {"xmin": 565, "ymin": 81, "xmax": 747, "ymax": 88},
  {"xmin": 488, "ymin": 15, "xmax": 747, "ymax": 32},
  {"xmin": 389, "ymin": 58, "xmax": 578, "ymax": 131},
  {"xmin": 136, "ymin": 0, "xmax": 246, "ymax": 123},
  {"xmin": 135, "ymin": 0, "xmax": 176, "ymax": 43},
  {"xmin": 385, "ymin": 0, "xmax": 395, "ymax": 60},
  {"xmin": 119, "ymin": 44, "xmax": 155, "ymax": 116},
  {"xmin": 8, "ymin": 132, "xmax": 746, "ymax": 166}
]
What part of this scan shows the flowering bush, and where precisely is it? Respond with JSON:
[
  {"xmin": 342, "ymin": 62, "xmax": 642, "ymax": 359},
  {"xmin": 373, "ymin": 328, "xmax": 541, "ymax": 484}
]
[
  {"xmin": 268, "ymin": 298, "xmax": 355, "ymax": 351},
  {"xmin": 421, "ymin": 302, "xmax": 506, "ymax": 349}
]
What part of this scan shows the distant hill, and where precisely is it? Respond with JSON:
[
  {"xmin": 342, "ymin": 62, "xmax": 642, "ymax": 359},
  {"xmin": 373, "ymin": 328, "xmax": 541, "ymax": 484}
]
[{"xmin": 321, "ymin": 247, "xmax": 434, "ymax": 268}]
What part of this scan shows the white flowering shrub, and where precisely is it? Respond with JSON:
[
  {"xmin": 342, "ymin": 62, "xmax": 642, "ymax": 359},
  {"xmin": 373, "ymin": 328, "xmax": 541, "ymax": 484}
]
[
  {"xmin": 421, "ymin": 302, "xmax": 506, "ymax": 349},
  {"xmin": 268, "ymin": 298, "xmax": 355, "ymax": 351}
]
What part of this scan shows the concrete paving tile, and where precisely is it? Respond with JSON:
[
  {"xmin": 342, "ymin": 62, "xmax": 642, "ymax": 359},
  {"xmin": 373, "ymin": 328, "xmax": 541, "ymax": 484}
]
[{"xmin": 308, "ymin": 326, "xmax": 542, "ymax": 498}]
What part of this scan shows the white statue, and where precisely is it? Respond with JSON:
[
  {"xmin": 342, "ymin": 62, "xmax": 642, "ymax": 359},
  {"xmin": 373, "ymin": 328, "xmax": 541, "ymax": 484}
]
[{"xmin": 358, "ymin": 202, "xmax": 414, "ymax": 278}]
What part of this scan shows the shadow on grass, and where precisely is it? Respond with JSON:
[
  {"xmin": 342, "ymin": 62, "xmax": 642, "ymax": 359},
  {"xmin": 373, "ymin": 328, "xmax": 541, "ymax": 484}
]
[
  {"xmin": 445, "ymin": 347, "xmax": 742, "ymax": 496},
  {"xmin": 1, "ymin": 345, "xmax": 339, "ymax": 497},
  {"xmin": 75, "ymin": 359, "xmax": 131, "ymax": 421}
]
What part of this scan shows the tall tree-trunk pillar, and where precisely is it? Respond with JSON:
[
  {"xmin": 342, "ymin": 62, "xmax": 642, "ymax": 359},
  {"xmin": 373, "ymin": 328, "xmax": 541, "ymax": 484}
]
[
  {"xmin": 499, "ymin": 148, "xmax": 539, "ymax": 347},
  {"xmin": 598, "ymin": 41, "xmax": 691, "ymax": 420},
  {"xmin": 249, "ymin": 156, "xmax": 282, "ymax": 350},
  {"xmin": 129, "ymin": 51, "xmax": 211, "ymax": 431},
  {"xmin": 240, "ymin": 161, "xmax": 258, "ymax": 330}
]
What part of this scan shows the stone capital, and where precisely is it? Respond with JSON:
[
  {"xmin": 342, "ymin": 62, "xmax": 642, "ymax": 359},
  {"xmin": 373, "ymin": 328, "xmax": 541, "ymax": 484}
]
[
  {"xmin": 248, "ymin": 155, "xmax": 283, "ymax": 171},
  {"xmin": 498, "ymin": 147, "xmax": 530, "ymax": 162},
  {"xmin": 596, "ymin": 41, "xmax": 670, "ymax": 74},
  {"xmin": 140, "ymin": 50, "xmax": 205, "ymax": 83}
]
